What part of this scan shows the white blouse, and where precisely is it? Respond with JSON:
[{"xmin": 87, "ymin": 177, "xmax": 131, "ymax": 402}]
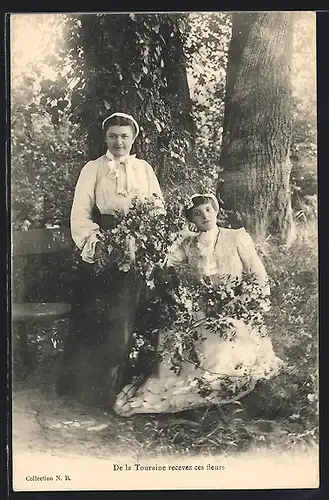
[
  {"xmin": 166, "ymin": 227, "xmax": 270, "ymax": 296},
  {"xmin": 71, "ymin": 150, "xmax": 164, "ymax": 263}
]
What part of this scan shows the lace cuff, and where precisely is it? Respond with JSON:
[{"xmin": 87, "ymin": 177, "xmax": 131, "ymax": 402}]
[{"xmin": 81, "ymin": 231, "xmax": 103, "ymax": 264}]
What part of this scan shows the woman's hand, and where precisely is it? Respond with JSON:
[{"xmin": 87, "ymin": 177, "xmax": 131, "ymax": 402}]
[{"xmin": 178, "ymin": 222, "xmax": 200, "ymax": 240}]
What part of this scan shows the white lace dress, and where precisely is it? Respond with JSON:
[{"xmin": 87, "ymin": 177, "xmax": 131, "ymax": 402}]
[{"xmin": 114, "ymin": 227, "xmax": 283, "ymax": 416}]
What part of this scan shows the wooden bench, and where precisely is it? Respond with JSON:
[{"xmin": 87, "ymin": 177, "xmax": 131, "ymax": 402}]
[{"xmin": 12, "ymin": 227, "xmax": 74, "ymax": 378}]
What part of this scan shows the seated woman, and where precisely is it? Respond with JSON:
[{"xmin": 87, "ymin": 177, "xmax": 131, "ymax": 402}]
[{"xmin": 114, "ymin": 193, "xmax": 282, "ymax": 416}]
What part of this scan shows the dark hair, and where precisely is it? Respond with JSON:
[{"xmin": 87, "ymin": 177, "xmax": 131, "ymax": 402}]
[
  {"xmin": 184, "ymin": 195, "xmax": 219, "ymax": 221},
  {"xmin": 103, "ymin": 115, "xmax": 138, "ymax": 136}
]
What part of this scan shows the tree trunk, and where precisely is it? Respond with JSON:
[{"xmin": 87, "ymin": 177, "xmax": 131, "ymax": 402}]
[
  {"xmin": 217, "ymin": 12, "xmax": 296, "ymax": 244},
  {"xmin": 77, "ymin": 14, "xmax": 193, "ymax": 179}
]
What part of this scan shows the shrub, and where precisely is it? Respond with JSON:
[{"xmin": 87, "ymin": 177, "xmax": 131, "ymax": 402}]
[{"xmin": 243, "ymin": 218, "xmax": 318, "ymax": 430}]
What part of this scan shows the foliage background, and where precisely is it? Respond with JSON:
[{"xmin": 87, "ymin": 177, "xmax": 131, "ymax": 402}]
[
  {"xmin": 11, "ymin": 12, "xmax": 318, "ymax": 452},
  {"xmin": 11, "ymin": 12, "xmax": 316, "ymax": 230}
]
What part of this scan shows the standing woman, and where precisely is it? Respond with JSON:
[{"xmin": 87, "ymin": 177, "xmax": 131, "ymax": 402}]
[{"xmin": 56, "ymin": 112, "xmax": 164, "ymax": 409}]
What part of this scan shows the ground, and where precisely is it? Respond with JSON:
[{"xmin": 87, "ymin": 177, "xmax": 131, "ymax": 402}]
[
  {"xmin": 11, "ymin": 380, "xmax": 319, "ymax": 491},
  {"xmin": 12, "ymin": 377, "xmax": 318, "ymax": 460}
]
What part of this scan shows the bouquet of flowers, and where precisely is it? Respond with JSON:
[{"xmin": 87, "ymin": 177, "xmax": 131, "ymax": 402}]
[
  {"xmin": 154, "ymin": 268, "xmax": 269, "ymax": 370},
  {"xmin": 93, "ymin": 196, "xmax": 185, "ymax": 287},
  {"xmin": 128, "ymin": 261, "xmax": 270, "ymax": 382}
]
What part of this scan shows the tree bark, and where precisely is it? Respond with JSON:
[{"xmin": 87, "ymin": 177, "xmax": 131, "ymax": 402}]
[
  {"xmin": 217, "ymin": 12, "xmax": 296, "ymax": 244},
  {"xmin": 78, "ymin": 14, "xmax": 193, "ymax": 178}
]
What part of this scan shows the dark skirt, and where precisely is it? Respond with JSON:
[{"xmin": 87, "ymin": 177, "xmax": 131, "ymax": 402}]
[{"xmin": 56, "ymin": 212, "xmax": 143, "ymax": 409}]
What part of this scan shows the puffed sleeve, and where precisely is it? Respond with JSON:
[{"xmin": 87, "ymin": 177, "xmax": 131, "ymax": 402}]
[
  {"xmin": 143, "ymin": 161, "xmax": 166, "ymax": 213},
  {"xmin": 70, "ymin": 161, "xmax": 103, "ymax": 263},
  {"xmin": 236, "ymin": 228, "xmax": 270, "ymax": 297}
]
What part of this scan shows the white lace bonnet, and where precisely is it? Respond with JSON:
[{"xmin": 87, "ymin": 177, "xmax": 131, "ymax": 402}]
[{"xmin": 185, "ymin": 193, "xmax": 220, "ymax": 214}]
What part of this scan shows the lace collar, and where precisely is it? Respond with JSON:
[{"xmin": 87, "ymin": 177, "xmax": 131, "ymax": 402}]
[
  {"xmin": 197, "ymin": 227, "xmax": 220, "ymax": 246},
  {"xmin": 105, "ymin": 150, "xmax": 136, "ymax": 164}
]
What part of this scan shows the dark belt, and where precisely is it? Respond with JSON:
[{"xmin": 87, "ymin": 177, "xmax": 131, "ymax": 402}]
[{"xmin": 92, "ymin": 205, "xmax": 120, "ymax": 231}]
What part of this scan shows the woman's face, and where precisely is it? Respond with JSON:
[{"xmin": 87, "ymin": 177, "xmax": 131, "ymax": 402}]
[
  {"xmin": 190, "ymin": 202, "xmax": 218, "ymax": 232},
  {"xmin": 105, "ymin": 125, "xmax": 135, "ymax": 157}
]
